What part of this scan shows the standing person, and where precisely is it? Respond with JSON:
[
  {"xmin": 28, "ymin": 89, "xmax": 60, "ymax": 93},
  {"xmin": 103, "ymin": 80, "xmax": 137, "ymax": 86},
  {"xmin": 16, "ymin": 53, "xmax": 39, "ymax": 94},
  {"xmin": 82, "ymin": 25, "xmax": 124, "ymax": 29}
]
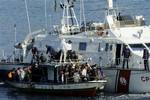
[
  {"xmin": 66, "ymin": 40, "xmax": 72, "ymax": 61},
  {"xmin": 73, "ymin": 70, "xmax": 80, "ymax": 83},
  {"xmin": 81, "ymin": 65, "xmax": 87, "ymax": 81},
  {"xmin": 59, "ymin": 39, "xmax": 66, "ymax": 63},
  {"xmin": 143, "ymin": 48, "xmax": 149, "ymax": 70},
  {"xmin": 45, "ymin": 45, "xmax": 56, "ymax": 60},
  {"xmin": 31, "ymin": 46, "xmax": 38, "ymax": 64},
  {"xmin": 122, "ymin": 45, "xmax": 131, "ymax": 69},
  {"xmin": 59, "ymin": 39, "xmax": 72, "ymax": 63},
  {"xmin": 31, "ymin": 46, "xmax": 38, "ymax": 56}
]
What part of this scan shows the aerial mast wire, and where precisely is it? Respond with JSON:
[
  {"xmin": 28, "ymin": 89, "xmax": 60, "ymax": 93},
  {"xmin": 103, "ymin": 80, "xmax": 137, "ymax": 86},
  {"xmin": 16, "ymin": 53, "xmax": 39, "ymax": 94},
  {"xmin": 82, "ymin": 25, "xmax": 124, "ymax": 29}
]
[
  {"xmin": 45, "ymin": 0, "xmax": 48, "ymax": 34},
  {"xmin": 24, "ymin": 0, "xmax": 32, "ymax": 34},
  {"xmin": 14, "ymin": 24, "xmax": 17, "ymax": 61},
  {"xmin": 80, "ymin": 0, "xmax": 86, "ymax": 32}
]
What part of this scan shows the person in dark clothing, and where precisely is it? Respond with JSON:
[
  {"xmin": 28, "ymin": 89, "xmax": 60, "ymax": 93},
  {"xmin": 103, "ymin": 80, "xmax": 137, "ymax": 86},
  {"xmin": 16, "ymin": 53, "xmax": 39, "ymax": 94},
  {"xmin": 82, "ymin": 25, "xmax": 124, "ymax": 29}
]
[
  {"xmin": 122, "ymin": 45, "xmax": 131, "ymax": 69},
  {"xmin": 31, "ymin": 47, "xmax": 38, "ymax": 56},
  {"xmin": 45, "ymin": 45, "xmax": 57, "ymax": 60},
  {"xmin": 143, "ymin": 48, "xmax": 149, "ymax": 70},
  {"xmin": 31, "ymin": 46, "xmax": 39, "ymax": 64},
  {"xmin": 117, "ymin": 12, "xmax": 122, "ymax": 21},
  {"xmin": 39, "ymin": 53, "xmax": 47, "ymax": 63}
]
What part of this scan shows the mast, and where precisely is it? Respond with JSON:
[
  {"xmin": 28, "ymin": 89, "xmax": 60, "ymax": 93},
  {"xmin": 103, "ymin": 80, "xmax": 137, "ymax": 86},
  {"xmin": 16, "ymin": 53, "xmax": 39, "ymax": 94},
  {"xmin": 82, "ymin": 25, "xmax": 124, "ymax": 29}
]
[
  {"xmin": 107, "ymin": 0, "xmax": 113, "ymax": 9},
  {"xmin": 24, "ymin": 0, "xmax": 32, "ymax": 34},
  {"xmin": 106, "ymin": 0, "xmax": 117, "ymax": 16},
  {"xmin": 80, "ymin": 0, "xmax": 86, "ymax": 32},
  {"xmin": 44, "ymin": 0, "xmax": 48, "ymax": 34},
  {"xmin": 14, "ymin": 24, "xmax": 17, "ymax": 61},
  {"xmin": 61, "ymin": 0, "xmax": 80, "ymax": 34}
]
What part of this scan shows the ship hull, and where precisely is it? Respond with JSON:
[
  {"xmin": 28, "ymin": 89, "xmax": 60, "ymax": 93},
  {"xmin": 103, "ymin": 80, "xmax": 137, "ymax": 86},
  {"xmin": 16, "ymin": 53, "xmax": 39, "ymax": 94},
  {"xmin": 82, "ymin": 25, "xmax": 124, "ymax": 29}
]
[
  {"xmin": 6, "ymin": 80, "xmax": 106, "ymax": 96},
  {"xmin": 103, "ymin": 68, "xmax": 150, "ymax": 93}
]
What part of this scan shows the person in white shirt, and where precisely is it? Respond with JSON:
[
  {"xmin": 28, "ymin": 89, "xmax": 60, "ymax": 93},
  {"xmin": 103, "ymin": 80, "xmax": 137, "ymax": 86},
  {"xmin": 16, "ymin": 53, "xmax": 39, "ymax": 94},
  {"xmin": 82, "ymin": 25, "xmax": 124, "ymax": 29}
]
[
  {"xmin": 73, "ymin": 71, "xmax": 80, "ymax": 83},
  {"xmin": 81, "ymin": 66, "xmax": 87, "ymax": 81},
  {"xmin": 59, "ymin": 39, "xmax": 72, "ymax": 63},
  {"xmin": 20, "ymin": 68, "xmax": 26, "ymax": 81}
]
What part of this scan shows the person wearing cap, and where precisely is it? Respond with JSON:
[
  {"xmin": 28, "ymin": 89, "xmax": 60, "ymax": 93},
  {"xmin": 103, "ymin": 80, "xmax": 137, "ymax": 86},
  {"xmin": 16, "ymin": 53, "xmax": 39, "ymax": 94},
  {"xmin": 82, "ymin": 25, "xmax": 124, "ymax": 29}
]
[
  {"xmin": 122, "ymin": 45, "xmax": 131, "ymax": 69},
  {"xmin": 143, "ymin": 48, "xmax": 149, "ymax": 70}
]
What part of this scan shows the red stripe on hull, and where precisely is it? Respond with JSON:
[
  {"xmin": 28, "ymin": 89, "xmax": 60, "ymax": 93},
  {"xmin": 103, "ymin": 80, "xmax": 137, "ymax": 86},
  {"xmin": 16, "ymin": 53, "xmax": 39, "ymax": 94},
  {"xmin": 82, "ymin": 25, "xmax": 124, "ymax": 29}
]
[{"xmin": 117, "ymin": 70, "xmax": 131, "ymax": 93}]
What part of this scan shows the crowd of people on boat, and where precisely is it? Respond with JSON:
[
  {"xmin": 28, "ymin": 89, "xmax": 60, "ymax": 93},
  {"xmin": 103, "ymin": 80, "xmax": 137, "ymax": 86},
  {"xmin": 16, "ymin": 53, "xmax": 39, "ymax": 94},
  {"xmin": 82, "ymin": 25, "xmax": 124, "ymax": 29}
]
[
  {"xmin": 7, "ymin": 63, "xmax": 47, "ymax": 82},
  {"xmin": 7, "ymin": 66, "xmax": 32, "ymax": 82},
  {"xmin": 30, "ymin": 39, "xmax": 78, "ymax": 65},
  {"xmin": 7, "ymin": 62, "xmax": 105, "ymax": 84},
  {"xmin": 58, "ymin": 63, "xmax": 105, "ymax": 83}
]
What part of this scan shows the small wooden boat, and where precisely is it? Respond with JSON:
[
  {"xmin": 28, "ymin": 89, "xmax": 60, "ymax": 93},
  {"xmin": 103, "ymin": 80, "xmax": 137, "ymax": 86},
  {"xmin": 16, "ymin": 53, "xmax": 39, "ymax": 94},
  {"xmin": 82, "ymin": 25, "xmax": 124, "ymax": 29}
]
[
  {"xmin": 6, "ymin": 80, "xmax": 106, "ymax": 96},
  {"xmin": 5, "ymin": 62, "xmax": 107, "ymax": 96}
]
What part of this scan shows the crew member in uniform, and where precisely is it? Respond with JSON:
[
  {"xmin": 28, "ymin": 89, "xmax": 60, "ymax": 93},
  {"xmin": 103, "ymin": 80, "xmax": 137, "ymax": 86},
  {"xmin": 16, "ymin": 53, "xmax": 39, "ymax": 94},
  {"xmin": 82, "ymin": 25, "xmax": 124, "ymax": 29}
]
[
  {"xmin": 122, "ymin": 45, "xmax": 131, "ymax": 69},
  {"xmin": 143, "ymin": 48, "xmax": 149, "ymax": 70}
]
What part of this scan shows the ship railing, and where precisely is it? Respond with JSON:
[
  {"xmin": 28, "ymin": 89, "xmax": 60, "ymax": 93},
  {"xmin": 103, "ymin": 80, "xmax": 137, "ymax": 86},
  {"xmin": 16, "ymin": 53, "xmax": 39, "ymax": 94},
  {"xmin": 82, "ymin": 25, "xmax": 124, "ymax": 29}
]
[
  {"xmin": 0, "ymin": 49, "xmax": 13, "ymax": 63},
  {"xmin": 115, "ymin": 57, "xmax": 150, "ymax": 70},
  {"xmin": 115, "ymin": 57, "xmax": 131, "ymax": 67}
]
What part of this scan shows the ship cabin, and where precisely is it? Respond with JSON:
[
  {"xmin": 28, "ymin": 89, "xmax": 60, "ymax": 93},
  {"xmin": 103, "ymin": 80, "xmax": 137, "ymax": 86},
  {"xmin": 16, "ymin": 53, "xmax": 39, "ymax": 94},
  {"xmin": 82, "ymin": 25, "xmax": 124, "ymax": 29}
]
[{"xmin": 115, "ymin": 14, "xmax": 146, "ymax": 27}]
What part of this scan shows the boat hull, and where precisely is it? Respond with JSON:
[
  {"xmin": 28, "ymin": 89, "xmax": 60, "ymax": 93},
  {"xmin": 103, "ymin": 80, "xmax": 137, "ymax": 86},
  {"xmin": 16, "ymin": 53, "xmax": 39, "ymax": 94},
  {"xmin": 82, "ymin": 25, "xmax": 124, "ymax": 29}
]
[
  {"xmin": 103, "ymin": 68, "xmax": 150, "ymax": 93},
  {"xmin": 6, "ymin": 80, "xmax": 106, "ymax": 96}
]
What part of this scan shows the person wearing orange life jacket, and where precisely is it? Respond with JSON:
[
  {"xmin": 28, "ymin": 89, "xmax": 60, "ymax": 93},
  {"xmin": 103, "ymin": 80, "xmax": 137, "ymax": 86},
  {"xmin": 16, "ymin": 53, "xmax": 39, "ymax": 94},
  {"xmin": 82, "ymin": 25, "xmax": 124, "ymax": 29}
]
[{"xmin": 8, "ymin": 68, "xmax": 15, "ymax": 81}]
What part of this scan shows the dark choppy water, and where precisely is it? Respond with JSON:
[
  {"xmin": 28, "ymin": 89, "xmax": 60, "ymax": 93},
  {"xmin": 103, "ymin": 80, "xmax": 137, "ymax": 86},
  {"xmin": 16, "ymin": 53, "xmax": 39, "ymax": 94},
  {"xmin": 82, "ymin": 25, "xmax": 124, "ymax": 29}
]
[{"xmin": 1, "ymin": 0, "xmax": 150, "ymax": 99}]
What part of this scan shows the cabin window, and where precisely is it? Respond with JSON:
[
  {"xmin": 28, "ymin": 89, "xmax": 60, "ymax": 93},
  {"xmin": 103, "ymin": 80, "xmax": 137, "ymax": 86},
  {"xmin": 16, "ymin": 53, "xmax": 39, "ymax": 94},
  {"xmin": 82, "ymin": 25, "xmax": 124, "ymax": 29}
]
[
  {"xmin": 79, "ymin": 42, "xmax": 87, "ymax": 51},
  {"xmin": 105, "ymin": 43, "xmax": 109, "ymax": 51},
  {"xmin": 146, "ymin": 43, "xmax": 150, "ymax": 49},
  {"xmin": 129, "ymin": 43, "xmax": 145, "ymax": 50}
]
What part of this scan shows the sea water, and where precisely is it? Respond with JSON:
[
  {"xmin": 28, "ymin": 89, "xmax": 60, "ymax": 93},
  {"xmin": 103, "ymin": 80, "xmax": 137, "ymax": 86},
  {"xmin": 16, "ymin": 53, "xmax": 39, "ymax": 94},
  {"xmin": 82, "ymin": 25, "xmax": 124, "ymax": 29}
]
[{"xmin": 0, "ymin": 0, "xmax": 150, "ymax": 99}]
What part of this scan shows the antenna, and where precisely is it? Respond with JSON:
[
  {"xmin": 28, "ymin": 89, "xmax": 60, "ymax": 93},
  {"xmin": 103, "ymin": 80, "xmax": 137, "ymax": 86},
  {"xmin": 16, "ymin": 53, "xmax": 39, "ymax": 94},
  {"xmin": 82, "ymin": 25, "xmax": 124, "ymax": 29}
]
[
  {"xmin": 80, "ymin": 0, "xmax": 86, "ymax": 32},
  {"xmin": 45, "ymin": 0, "xmax": 48, "ymax": 34},
  {"xmin": 61, "ymin": 0, "xmax": 79, "ymax": 34},
  {"xmin": 24, "ymin": 0, "xmax": 32, "ymax": 34},
  {"xmin": 14, "ymin": 24, "xmax": 17, "ymax": 61},
  {"xmin": 107, "ymin": 0, "xmax": 113, "ymax": 9},
  {"xmin": 14, "ymin": 24, "xmax": 17, "ymax": 45}
]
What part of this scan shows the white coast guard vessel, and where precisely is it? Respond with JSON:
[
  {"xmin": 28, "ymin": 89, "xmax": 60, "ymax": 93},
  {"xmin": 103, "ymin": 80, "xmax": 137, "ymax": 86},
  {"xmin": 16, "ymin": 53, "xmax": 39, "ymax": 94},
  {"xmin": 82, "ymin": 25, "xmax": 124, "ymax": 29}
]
[{"xmin": 49, "ymin": 0, "xmax": 150, "ymax": 93}]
